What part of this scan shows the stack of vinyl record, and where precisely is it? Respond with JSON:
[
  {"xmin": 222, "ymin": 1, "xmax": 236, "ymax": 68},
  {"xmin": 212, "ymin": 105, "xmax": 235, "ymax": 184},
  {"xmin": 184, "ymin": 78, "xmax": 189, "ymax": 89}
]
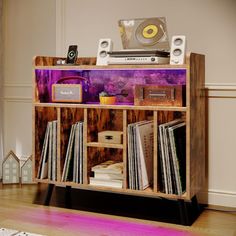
[
  {"xmin": 158, "ymin": 119, "xmax": 186, "ymax": 195},
  {"xmin": 127, "ymin": 120, "xmax": 154, "ymax": 190},
  {"xmin": 61, "ymin": 121, "xmax": 84, "ymax": 183},
  {"xmin": 90, "ymin": 160, "xmax": 123, "ymax": 188}
]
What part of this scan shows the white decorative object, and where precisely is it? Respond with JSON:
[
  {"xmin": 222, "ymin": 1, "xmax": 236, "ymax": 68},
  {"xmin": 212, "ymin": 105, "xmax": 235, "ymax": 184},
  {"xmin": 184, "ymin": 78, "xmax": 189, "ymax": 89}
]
[
  {"xmin": 2, "ymin": 150, "xmax": 20, "ymax": 184},
  {"xmin": 21, "ymin": 155, "xmax": 33, "ymax": 184}
]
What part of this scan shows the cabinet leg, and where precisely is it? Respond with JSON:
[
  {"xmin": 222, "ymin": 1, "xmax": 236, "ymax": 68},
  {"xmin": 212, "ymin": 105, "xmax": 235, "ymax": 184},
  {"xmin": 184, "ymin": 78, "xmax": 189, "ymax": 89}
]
[
  {"xmin": 44, "ymin": 183, "xmax": 54, "ymax": 206},
  {"xmin": 65, "ymin": 186, "xmax": 72, "ymax": 209},
  {"xmin": 191, "ymin": 195, "xmax": 200, "ymax": 216},
  {"xmin": 178, "ymin": 199, "xmax": 189, "ymax": 225}
]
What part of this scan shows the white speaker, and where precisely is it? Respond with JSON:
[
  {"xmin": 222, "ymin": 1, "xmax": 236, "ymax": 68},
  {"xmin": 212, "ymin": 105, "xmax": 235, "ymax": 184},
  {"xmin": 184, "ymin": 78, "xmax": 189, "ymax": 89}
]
[
  {"xmin": 170, "ymin": 35, "xmax": 186, "ymax": 65},
  {"xmin": 96, "ymin": 38, "xmax": 113, "ymax": 65}
]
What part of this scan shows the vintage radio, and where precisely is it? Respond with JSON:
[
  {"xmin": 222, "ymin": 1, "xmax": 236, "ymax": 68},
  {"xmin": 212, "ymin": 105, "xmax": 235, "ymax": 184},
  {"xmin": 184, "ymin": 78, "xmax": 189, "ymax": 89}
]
[
  {"xmin": 98, "ymin": 131, "xmax": 123, "ymax": 144},
  {"xmin": 134, "ymin": 85, "xmax": 184, "ymax": 106},
  {"xmin": 52, "ymin": 76, "xmax": 85, "ymax": 103}
]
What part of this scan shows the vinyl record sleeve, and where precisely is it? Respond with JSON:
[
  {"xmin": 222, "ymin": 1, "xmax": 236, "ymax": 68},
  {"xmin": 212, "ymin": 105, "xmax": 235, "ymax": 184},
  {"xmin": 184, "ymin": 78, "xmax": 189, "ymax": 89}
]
[{"xmin": 118, "ymin": 17, "xmax": 170, "ymax": 51}]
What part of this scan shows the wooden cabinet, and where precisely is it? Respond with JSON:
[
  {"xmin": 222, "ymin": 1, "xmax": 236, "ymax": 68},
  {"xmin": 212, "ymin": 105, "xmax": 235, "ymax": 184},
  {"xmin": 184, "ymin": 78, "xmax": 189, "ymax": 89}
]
[{"xmin": 32, "ymin": 53, "xmax": 205, "ymax": 202}]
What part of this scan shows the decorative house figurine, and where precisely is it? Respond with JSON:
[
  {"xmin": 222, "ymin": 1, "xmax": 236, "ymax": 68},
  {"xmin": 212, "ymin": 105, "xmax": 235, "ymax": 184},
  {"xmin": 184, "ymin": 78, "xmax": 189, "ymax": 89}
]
[
  {"xmin": 2, "ymin": 150, "xmax": 20, "ymax": 184},
  {"xmin": 21, "ymin": 155, "xmax": 33, "ymax": 184}
]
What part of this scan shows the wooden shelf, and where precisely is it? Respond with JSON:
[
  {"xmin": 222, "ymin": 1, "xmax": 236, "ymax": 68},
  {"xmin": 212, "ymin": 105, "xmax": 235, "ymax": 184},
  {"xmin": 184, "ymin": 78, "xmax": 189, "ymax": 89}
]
[
  {"xmin": 33, "ymin": 55, "xmax": 189, "ymax": 70},
  {"xmin": 86, "ymin": 142, "xmax": 124, "ymax": 149},
  {"xmin": 34, "ymin": 102, "xmax": 187, "ymax": 112},
  {"xmin": 33, "ymin": 53, "xmax": 205, "ymax": 203}
]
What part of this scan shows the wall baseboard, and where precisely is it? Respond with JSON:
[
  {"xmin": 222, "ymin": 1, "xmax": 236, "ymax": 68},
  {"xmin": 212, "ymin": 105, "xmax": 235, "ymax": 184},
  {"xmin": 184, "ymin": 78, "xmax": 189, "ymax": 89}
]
[{"xmin": 198, "ymin": 189, "xmax": 236, "ymax": 208}]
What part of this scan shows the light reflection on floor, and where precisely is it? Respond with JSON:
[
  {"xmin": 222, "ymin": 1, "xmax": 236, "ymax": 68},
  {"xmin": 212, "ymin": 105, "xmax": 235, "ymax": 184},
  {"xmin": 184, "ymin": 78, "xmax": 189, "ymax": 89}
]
[{"xmin": 20, "ymin": 207, "xmax": 201, "ymax": 236}]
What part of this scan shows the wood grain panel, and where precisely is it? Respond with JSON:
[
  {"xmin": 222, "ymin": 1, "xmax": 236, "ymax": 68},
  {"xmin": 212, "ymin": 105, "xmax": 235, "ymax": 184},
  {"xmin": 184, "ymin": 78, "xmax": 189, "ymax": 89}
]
[
  {"xmin": 189, "ymin": 53, "xmax": 206, "ymax": 199},
  {"xmin": 34, "ymin": 56, "xmax": 96, "ymax": 66},
  {"xmin": 127, "ymin": 110, "xmax": 153, "ymax": 124},
  {"xmin": 34, "ymin": 107, "xmax": 57, "ymax": 177},
  {"xmin": 33, "ymin": 53, "xmax": 205, "ymax": 201},
  {"xmin": 87, "ymin": 108, "xmax": 123, "ymax": 142}
]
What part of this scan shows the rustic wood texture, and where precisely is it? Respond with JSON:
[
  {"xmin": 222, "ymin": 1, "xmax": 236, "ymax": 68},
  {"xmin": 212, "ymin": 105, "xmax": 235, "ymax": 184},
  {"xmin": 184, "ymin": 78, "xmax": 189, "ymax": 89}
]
[
  {"xmin": 87, "ymin": 108, "xmax": 123, "ymax": 142},
  {"xmin": 32, "ymin": 53, "xmax": 206, "ymax": 200},
  {"xmin": 35, "ymin": 102, "xmax": 187, "ymax": 111},
  {"xmin": 56, "ymin": 108, "xmax": 61, "ymax": 182},
  {"xmin": 34, "ymin": 56, "xmax": 96, "ymax": 66},
  {"xmin": 34, "ymin": 107, "xmax": 57, "ymax": 178},
  {"xmin": 127, "ymin": 110, "xmax": 153, "ymax": 124},
  {"xmin": 122, "ymin": 110, "xmax": 128, "ymax": 189},
  {"xmin": 153, "ymin": 111, "xmax": 158, "ymax": 192},
  {"xmin": 188, "ymin": 53, "xmax": 206, "ymax": 199},
  {"xmin": 134, "ymin": 85, "xmax": 184, "ymax": 106}
]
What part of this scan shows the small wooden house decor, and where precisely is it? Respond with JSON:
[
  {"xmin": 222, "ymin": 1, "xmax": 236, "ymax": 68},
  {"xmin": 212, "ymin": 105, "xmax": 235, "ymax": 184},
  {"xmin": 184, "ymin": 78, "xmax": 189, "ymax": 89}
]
[
  {"xmin": 2, "ymin": 150, "xmax": 20, "ymax": 184},
  {"xmin": 21, "ymin": 155, "xmax": 33, "ymax": 184}
]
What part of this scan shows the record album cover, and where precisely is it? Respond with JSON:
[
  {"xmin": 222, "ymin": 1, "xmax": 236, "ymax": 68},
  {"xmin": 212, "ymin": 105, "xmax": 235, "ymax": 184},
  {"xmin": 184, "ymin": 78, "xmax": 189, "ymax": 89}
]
[{"xmin": 118, "ymin": 17, "xmax": 170, "ymax": 51}]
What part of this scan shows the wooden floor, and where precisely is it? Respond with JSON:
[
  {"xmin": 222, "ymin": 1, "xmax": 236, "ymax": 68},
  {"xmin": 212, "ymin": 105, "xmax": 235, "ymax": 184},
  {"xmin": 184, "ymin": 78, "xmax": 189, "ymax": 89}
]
[{"xmin": 0, "ymin": 184, "xmax": 235, "ymax": 236}]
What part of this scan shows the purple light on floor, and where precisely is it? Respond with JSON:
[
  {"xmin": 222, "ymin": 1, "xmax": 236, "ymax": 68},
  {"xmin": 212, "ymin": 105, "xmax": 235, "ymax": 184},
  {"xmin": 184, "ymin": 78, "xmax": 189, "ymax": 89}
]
[{"xmin": 22, "ymin": 208, "xmax": 198, "ymax": 236}]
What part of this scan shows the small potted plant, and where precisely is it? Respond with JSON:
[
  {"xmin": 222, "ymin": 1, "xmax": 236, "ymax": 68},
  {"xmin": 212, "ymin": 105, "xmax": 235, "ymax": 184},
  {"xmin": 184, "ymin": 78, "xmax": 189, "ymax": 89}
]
[{"xmin": 99, "ymin": 91, "xmax": 116, "ymax": 105}]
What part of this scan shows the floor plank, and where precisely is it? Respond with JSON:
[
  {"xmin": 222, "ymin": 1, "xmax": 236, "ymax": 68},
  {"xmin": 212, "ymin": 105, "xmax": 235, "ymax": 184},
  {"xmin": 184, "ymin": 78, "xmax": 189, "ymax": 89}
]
[{"xmin": 0, "ymin": 184, "xmax": 235, "ymax": 236}]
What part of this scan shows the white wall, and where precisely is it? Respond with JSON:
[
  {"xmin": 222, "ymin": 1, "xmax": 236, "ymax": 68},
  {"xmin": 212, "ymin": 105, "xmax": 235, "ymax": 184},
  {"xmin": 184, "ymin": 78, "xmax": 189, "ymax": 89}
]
[
  {"xmin": 2, "ymin": 0, "xmax": 236, "ymax": 207},
  {"xmin": 2, "ymin": 0, "xmax": 56, "ymax": 157}
]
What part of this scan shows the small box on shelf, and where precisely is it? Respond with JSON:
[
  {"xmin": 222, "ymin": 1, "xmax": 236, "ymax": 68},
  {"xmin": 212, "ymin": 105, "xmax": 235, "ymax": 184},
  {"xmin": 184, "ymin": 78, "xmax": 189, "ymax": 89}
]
[{"xmin": 98, "ymin": 131, "xmax": 123, "ymax": 144}]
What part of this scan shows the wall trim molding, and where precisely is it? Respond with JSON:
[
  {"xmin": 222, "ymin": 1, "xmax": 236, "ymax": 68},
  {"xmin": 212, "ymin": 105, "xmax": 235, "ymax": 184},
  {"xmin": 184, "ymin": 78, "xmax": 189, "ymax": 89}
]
[
  {"xmin": 205, "ymin": 83, "xmax": 236, "ymax": 98},
  {"xmin": 4, "ymin": 97, "xmax": 31, "ymax": 102},
  {"xmin": 205, "ymin": 83, "xmax": 236, "ymax": 91},
  {"xmin": 4, "ymin": 83, "xmax": 32, "ymax": 88}
]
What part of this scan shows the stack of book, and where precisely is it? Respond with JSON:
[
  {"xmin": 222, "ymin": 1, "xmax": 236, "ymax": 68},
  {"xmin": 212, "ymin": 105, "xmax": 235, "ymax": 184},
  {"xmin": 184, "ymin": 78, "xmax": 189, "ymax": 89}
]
[
  {"xmin": 127, "ymin": 120, "xmax": 154, "ymax": 190},
  {"xmin": 37, "ymin": 120, "xmax": 57, "ymax": 181},
  {"xmin": 61, "ymin": 121, "xmax": 84, "ymax": 183},
  {"xmin": 89, "ymin": 160, "xmax": 123, "ymax": 188},
  {"xmin": 158, "ymin": 119, "xmax": 186, "ymax": 195}
]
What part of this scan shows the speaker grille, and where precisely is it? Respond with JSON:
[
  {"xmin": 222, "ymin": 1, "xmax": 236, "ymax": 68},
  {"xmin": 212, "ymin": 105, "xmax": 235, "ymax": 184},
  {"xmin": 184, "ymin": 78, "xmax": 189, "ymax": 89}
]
[{"xmin": 52, "ymin": 84, "xmax": 82, "ymax": 102}]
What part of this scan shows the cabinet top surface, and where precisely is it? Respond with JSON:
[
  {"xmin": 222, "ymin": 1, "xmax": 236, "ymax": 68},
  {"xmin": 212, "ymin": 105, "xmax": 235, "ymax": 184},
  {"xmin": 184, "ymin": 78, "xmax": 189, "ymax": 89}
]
[{"xmin": 32, "ymin": 53, "xmax": 201, "ymax": 69}]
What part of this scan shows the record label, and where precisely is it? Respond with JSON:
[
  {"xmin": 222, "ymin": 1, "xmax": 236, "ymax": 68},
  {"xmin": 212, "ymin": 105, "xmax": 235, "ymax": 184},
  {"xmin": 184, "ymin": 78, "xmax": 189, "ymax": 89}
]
[{"xmin": 142, "ymin": 24, "xmax": 158, "ymax": 39}]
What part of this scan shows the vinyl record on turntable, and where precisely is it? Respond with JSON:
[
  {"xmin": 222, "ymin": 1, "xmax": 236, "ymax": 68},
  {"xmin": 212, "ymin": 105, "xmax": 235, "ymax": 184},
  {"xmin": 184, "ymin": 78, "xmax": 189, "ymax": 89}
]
[
  {"xmin": 135, "ymin": 18, "xmax": 165, "ymax": 46},
  {"xmin": 118, "ymin": 17, "xmax": 170, "ymax": 51}
]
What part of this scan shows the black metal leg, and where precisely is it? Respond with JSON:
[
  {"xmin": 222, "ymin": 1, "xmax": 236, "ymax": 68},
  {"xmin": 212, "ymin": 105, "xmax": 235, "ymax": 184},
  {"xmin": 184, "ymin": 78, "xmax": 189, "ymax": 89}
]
[
  {"xmin": 65, "ymin": 186, "xmax": 72, "ymax": 209},
  {"xmin": 191, "ymin": 195, "xmax": 201, "ymax": 217},
  {"xmin": 178, "ymin": 199, "xmax": 189, "ymax": 225},
  {"xmin": 44, "ymin": 183, "xmax": 54, "ymax": 206}
]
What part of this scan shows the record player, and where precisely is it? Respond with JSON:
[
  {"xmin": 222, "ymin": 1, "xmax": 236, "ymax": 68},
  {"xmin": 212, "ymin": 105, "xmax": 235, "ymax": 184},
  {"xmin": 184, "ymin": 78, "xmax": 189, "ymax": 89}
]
[
  {"xmin": 98, "ymin": 17, "xmax": 171, "ymax": 65},
  {"xmin": 107, "ymin": 49, "xmax": 170, "ymax": 65}
]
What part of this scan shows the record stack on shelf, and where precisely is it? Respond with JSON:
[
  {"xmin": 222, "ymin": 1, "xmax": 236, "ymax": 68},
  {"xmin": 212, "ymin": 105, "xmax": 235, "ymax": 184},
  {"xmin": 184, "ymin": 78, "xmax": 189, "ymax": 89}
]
[
  {"xmin": 37, "ymin": 120, "xmax": 57, "ymax": 181},
  {"xmin": 61, "ymin": 121, "xmax": 84, "ymax": 183},
  {"xmin": 127, "ymin": 120, "xmax": 154, "ymax": 190},
  {"xmin": 158, "ymin": 119, "xmax": 186, "ymax": 195},
  {"xmin": 89, "ymin": 160, "xmax": 123, "ymax": 189}
]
